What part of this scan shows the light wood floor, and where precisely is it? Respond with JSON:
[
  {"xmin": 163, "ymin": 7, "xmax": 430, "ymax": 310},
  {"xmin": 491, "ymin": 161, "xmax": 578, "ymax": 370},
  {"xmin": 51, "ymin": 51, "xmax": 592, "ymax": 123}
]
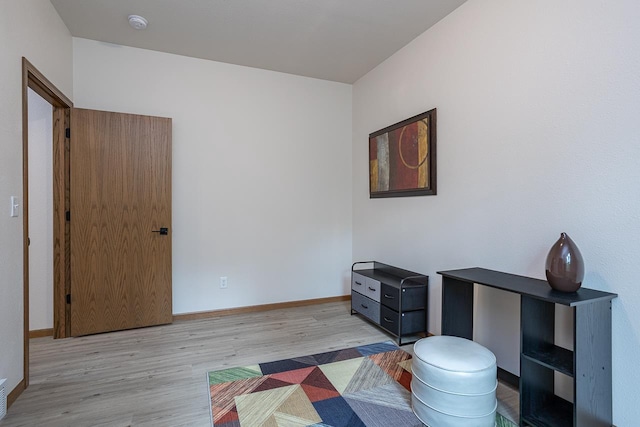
[{"xmin": 2, "ymin": 301, "xmax": 518, "ymax": 426}]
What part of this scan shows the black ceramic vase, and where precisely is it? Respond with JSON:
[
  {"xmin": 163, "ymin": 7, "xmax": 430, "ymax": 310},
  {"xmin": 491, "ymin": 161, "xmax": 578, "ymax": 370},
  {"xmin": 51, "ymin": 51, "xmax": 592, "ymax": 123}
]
[{"xmin": 545, "ymin": 232, "xmax": 584, "ymax": 292}]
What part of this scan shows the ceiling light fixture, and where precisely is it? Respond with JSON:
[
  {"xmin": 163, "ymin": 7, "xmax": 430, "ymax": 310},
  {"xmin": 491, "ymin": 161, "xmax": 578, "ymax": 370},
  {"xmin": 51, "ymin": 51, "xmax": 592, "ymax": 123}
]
[{"xmin": 128, "ymin": 15, "xmax": 148, "ymax": 30}]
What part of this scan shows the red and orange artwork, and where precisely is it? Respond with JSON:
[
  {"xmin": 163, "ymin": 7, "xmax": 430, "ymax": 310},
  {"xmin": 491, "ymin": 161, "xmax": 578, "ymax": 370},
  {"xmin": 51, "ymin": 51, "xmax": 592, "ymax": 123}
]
[{"xmin": 369, "ymin": 109, "xmax": 436, "ymax": 198}]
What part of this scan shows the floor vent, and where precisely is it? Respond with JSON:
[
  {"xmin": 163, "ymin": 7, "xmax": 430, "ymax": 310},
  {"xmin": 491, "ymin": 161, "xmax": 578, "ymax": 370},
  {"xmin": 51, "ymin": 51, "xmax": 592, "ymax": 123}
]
[{"xmin": 0, "ymin": 378, "xmax": 6, "ymax": 420}]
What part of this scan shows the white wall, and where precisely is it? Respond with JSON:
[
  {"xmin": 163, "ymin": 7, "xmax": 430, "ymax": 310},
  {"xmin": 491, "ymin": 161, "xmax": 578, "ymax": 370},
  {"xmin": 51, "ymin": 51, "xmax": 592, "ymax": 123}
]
[
  {"xmin": 72, "ymin": 38, "xmax": 353, "ymax": 314},
  {"xmin": 352, "ymin": 0, "xmax": 640, "ymax": 424},
  {"xmin": 28, "ymin": 88, "xmax": 54, "ymax": 331},
  {"xmin": 0, "ymin": 0, "xmax": 72, "ymax": 396}
]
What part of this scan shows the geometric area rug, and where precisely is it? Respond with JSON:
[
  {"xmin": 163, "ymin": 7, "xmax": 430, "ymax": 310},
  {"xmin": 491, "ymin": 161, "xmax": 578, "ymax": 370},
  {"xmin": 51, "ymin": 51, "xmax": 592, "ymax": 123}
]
[{"xmin": 207, "ymin": 341, "xmax": 517, "ymax": 427}]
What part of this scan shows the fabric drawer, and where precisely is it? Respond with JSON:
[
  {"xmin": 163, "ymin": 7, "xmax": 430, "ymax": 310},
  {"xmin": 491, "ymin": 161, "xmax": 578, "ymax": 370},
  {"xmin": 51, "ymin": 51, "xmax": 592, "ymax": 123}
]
[
  {"xmin": 380, "ymin": 283, "xmax": 427, "ymax": 311},
  {"xmin": 351, "ymin": 273, "xmax": 367, "ymax": 294},
  {"xmin": 351, "ymin": 292, "xmax": 380, "ymax": 324},
  {"xmin": 363, "ymin": 277, "xmax": 381, "ymax": 302},
  {"xmin": 379, "ymin": 305, "xmax": 425, "ymax": 335}
]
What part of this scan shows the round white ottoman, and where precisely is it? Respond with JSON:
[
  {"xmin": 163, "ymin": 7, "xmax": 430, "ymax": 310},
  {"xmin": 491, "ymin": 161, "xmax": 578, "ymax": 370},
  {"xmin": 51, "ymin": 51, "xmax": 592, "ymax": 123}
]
[{"xmin": 411, "ymin": 336, "xmax": 497, "ymax": 427}]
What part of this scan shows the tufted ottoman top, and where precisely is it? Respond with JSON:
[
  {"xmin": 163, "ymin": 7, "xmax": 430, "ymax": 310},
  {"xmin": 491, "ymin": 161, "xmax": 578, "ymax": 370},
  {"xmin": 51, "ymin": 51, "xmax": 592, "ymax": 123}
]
[{"xmin": 414, "ymin": 335, "xmax": 496, "ymax": 372}]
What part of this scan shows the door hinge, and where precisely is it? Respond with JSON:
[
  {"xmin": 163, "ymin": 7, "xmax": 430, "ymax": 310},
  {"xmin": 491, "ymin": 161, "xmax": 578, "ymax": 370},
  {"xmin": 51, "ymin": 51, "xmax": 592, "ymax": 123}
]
[
  {"xmin": 66, "ymin": 211, "xmax": 70, "ymax": 221},
  {"xmin": 66, "ymin": 294, "xmax": 71, "ymax": 304},
  {"xmin": 65, "ymin": 128, "xmax": 70, "ymax": 139}
]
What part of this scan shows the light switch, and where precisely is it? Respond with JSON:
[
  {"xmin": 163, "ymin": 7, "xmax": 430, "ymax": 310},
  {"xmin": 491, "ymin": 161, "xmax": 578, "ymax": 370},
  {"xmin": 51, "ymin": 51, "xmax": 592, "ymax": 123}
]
[{"xmin": 10, "ymin": 196, "xmax": 19, "ymax": 217}]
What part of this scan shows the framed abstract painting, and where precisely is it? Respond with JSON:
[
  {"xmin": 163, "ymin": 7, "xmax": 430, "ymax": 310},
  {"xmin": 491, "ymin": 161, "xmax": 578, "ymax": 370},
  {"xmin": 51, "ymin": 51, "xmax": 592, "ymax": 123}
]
[{"xmin": 369, "ymin": 109, "xmax": 437, "ymax": 198}]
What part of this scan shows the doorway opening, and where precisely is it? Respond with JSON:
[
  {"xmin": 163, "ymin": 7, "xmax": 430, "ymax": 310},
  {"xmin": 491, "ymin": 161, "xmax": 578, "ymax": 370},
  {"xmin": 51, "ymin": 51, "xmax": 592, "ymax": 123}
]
[
  {"xmin": 27, "ymin": 88, "xmax": 54, "ymax": 338},
  {"xmin": 20, "ymin": 58, "xmax": 72, "ymax": 399}
]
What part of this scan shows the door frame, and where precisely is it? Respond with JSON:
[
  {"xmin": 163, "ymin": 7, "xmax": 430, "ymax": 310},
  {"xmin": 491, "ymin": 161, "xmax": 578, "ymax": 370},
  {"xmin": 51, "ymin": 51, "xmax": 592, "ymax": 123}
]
[{"xmin": 21, "ymin": 57, "xmax": 72, "ymax": 390}]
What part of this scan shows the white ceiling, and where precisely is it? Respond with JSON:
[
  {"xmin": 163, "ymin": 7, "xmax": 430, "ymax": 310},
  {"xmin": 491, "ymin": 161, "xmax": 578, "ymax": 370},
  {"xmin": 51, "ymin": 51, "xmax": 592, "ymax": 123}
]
[{"xmin": 49, "ymin": 0, "xmax": 467, "ymax": 84}]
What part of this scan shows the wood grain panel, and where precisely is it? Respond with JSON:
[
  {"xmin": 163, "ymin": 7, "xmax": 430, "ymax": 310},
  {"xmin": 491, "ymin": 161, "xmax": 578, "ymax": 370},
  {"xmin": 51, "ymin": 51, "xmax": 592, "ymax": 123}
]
[
  {"xmin": 28, "ymin": 328, "xmax": 53, "ymax": 339},
  {"xmin": 6, "ymin": 379, "xmax": 25, "ymax": 409},
  {"xmin": 52, "ymin": 107, "xmax": 66, "ymax": 339},
  {"xmin": 64, "ymin": 107, "xmax": 71, "ymax": 337},
  {"xmin": 441, "ymin": 276, "xmax": 474, "ymax": 339},
  {"xmin": 70, "ymin": 108, "xmax": 172, "ymax": 336},
  {"xmin": 575, "ymin": 301, "xmax": 613, "ymax": 426},
  {"xmin": 21, "ymin": 59, "xmax": 30, "ymax": 389}
]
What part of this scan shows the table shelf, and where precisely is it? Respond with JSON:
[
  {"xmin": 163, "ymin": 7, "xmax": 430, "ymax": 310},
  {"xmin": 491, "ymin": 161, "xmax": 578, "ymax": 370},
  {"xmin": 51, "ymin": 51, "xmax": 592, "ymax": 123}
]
[
  {"xmin": 438, "ymin": 267, "xmax": 616, "ymax": 427},
  {"xmin": 522, "ymin": 345, "xmax": 573, "ymax": 377},
  {"xmin": 522, "ymin": 395, "xmax": 573, "ymax": 427}
]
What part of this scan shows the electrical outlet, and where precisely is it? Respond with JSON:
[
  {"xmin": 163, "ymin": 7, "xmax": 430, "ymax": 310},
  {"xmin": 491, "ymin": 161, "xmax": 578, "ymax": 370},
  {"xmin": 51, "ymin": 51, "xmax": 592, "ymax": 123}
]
[{"xmin": 220, "ymin": 276, "xmax": 228, "ymax": 289}]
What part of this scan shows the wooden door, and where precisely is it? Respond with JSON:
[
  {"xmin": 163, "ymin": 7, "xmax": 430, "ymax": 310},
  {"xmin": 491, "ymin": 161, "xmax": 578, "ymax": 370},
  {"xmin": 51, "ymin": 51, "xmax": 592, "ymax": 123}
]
[{"xmin": 70, "ymin": 108, "xmax": 172, "ymax": 336}]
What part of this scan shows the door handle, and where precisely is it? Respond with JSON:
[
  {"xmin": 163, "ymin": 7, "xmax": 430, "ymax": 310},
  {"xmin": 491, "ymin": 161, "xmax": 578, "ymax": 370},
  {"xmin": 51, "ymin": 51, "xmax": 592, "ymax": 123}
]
[{"xmin": 152, "ymin": 227, "xmax": 169, "ymax": 235}]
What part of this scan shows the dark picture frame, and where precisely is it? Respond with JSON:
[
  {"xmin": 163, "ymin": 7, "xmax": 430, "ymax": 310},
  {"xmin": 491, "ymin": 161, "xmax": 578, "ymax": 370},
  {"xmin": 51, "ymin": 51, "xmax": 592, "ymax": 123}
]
[{"xmin": 369, "ymin": 108, "xmax": 437, "ymax": 198}]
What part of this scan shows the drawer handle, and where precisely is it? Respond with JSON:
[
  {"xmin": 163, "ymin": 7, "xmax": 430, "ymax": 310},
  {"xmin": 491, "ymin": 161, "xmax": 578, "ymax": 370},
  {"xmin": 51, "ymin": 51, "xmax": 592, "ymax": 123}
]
[
  {"xmin": 361, "ymin": 304, "xmax": 368, "ymax": 309},
  {"xmin": 383, "ymin": 317, "xmax": 394, "ymax": 323},
  {"xmin": 383, "ymin": 294, "xmax": 394, "ymax": 299},
  {"xmin": 368, "ymin": 286, "xmax": 376, "ymax": 291},
  {"xmin": 355, "ymin": 281, "xmax": 363, "ymax": 286}
]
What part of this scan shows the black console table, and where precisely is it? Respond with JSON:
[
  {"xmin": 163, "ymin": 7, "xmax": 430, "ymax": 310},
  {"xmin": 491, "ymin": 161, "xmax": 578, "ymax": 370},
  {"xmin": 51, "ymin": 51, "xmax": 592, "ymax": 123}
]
[
  {"xmin": 438, "ymin": 267, "xmax": 617, "ymax": 427},
  {"xmin": 351, "ymin": 262, "xmax": 428, "ymax": 345}
]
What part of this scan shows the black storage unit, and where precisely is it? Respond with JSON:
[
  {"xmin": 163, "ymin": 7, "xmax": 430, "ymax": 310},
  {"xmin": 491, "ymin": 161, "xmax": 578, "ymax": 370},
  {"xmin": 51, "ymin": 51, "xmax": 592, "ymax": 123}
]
[
  {"xmin": 438, "ymin": 267, "xmax": 617, "ymax": 427},
  {"xmin": 351, "ymin": 261, "xmax": 428, "ymax": 345}
]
